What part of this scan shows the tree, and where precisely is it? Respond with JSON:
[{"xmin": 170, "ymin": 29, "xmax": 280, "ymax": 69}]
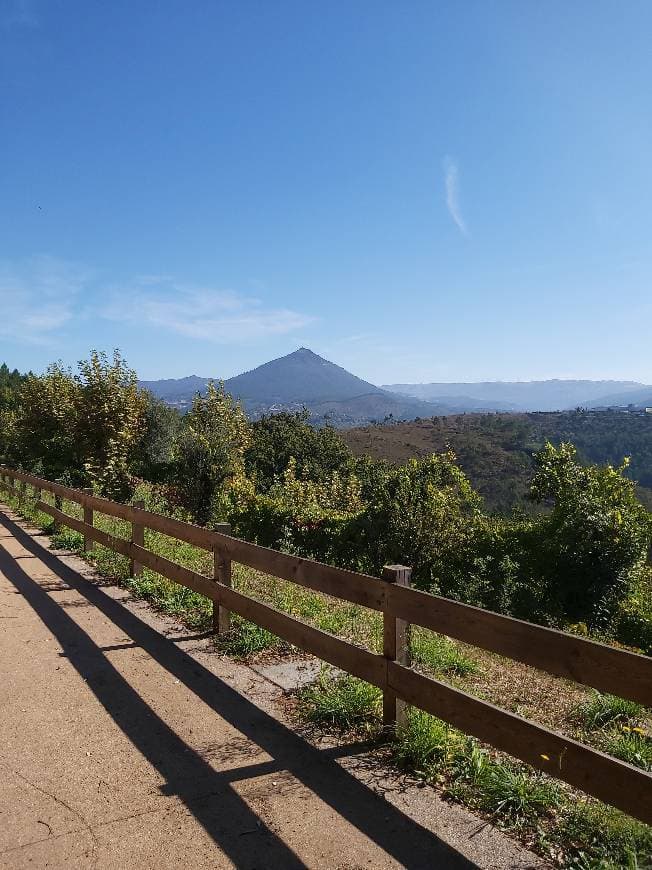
[
  {"xmin": 173, "ymin": 382, "xmax": 251, "ymax": 525},
  {"xmin": 12, "ymin": 362, "xmax": 79, "ymax": 479},
  {"xmin": 531, "ymin": 442, "xmax": 651, "ymax": 630},
  {"xmin": 245, "ymin": 410, "xmax": 352, "ymax": 491},
  {"xmin": 132, "ymin": 394, "xmax": 183, "ymax": 482},
  {"xmin": 352, "ymin": 452, "xmax": 484, "ymax": 590},
  {"xmin": 74, "ymin": 350, "xmax": 148, "ymax": 498},
  {"xmin": 10, "ymin": 350, "xmax": 148, "ymax": 498},
  {"xmin": 0, "ymin": 363, "xmax": 28, "ymax": 464}
]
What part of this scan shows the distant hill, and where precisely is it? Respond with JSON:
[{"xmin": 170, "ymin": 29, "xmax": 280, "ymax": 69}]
[
  {"xmin": 140, "ymin": 348, "xmax": 493, "ymax": 424},
  {"xmin": 224, "ymin": 347, "xmax": 382, "ymax": 404},
  {"xmin": 138, "ymin": 375, "xmax": 210, "ymax": 406},
  {"xmin": 342, "ymin": 410, "xmax": 652, "ymax": 513},
  {"xmin": 382, "ymin": 379, "xmax": 648, "ymax": 412},
  {"xmin": 140, "ymin": 350, "xmax": 652, "ymax": 425},
  {"xmin": 586, "ymin": 387, "xmax": 652, "ymax": 409}
]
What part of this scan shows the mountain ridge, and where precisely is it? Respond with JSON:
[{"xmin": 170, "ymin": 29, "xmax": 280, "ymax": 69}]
[{"xmin": 139, "ymin": 348, "xmax": 651, "ymax": 423}]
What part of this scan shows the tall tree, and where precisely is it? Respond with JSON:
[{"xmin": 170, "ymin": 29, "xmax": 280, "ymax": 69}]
[{"xmin": 173, "ymin": 382, "xmax": 251, "ymax": 525}]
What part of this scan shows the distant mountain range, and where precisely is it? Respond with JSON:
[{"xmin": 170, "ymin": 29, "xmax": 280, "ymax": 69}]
[
  {"xmin": 139, "ymin": 348, "xmax": 652, "ymax": 426},
  {"xmin": 383, "ymin": 379, "xmax": 652, "ymax": 413}
]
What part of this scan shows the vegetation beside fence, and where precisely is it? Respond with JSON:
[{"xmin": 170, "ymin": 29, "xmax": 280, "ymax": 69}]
[{"xmin": 1, "ymin": 352, "xmax": 651, "ymax": 654}]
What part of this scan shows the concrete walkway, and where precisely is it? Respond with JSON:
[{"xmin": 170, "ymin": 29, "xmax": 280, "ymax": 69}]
[{"xmin": 0, "ymin": 506, "xmax": 546, "ymax": 869}]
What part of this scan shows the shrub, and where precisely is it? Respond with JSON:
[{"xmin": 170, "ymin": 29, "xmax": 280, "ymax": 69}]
[{"xmin": 531, "ymin": 443, "xmax": 652, "ymax": 631}]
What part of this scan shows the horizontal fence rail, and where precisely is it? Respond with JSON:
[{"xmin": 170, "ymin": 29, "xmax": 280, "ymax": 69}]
[{"xmin": 0, "ymin": 465, "xmax": 651, "ymax": 826}]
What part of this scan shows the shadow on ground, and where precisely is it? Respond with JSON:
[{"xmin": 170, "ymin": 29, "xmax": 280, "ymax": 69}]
[{"xmin": 0, "ymin": 512, "xmax": 477, "ymax": 869}]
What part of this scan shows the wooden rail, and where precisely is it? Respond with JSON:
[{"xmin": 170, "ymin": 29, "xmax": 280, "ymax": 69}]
[{"xmin": 1, "ymin": 465, "xmax": 651, "ymax": 825}]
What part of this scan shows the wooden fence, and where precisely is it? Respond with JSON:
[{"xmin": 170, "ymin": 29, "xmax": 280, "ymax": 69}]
[{"xmin": 0, "ymin": 465, "xmax": 651, "ymax": 825}]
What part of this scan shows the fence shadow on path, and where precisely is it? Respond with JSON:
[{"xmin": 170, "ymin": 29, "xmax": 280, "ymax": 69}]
[{"xmin": 0, "ymin": 511, "xmax": 478, "ymax": 870}]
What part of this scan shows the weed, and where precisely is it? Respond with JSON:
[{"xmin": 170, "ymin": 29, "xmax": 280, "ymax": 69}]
[
  {"xmin": 217, "ymin": 615, "xmax": 286, "ymax": 657},
  {"xmin": 559, "ymin": 802, "xmax": 652, "ymax": 869},
  {"xmin": 394, "ymin": 709, "xmax": 463, "ymax": 779},
  {"xmin": 606, "ymin": 730, "xmax": 652, "ymax": 772},
  {"xmin": 576, "ymin": 692, "xmax": 645, "ymax": 729},
  {"xmin": 476, "ymin": 761, "xmax": 562, "ymax": 827},
  {"xmin": 299, "ymin": 670, "xmax": 381, "ymax": 731},
  {"xmin": 50, "ymin": 528, "xmax": 84, "ymax": 551}
]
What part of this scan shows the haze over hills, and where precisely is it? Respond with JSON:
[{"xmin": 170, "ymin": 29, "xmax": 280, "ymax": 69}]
[
  {"xmin": 382, "ymin": 379, "xmax": 649, "ymax": 413},
  {"xmin": 140, "ymin": 348, "xmax": 652, "ymax": 425},
  {"xmin": 585, "ymin": 386, "xmax": 652, "ymax": 409}
]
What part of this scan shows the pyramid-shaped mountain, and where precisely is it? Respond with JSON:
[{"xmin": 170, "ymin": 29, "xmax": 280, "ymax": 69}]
[
  {"xmin": 139, "ymin": 348, "xmax": 497, "ymax": 425},
  {"xmin": 223, "ymin": 348, "xmax": 382, "ymax": 404}
]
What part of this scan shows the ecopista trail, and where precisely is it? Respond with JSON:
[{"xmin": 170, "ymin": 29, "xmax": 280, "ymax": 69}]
[{"xmin": 0, "ymin": 504, "xmax": 545, "ymax": 869}]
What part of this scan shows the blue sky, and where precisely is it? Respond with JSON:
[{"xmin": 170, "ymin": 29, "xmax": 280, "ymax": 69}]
[{"xmin": 2, "ymin": 1, "xmax": 651, "ymax": 384}]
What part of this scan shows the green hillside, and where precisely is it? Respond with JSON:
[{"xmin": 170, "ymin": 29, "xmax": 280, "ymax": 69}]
[{"xmin": 343, "ymin": 410, "xmax": 652, "ymax": 513}]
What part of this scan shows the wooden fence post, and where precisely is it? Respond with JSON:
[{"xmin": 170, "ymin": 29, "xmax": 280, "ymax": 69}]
[
  {"xmin": 83, "ymin": 488, "xmax": 94, "ymax": 553},
  {"xmin": 53, "ymin": 494, "xmax": 63, "ymax": 533},
  {"xmin": 130, "ymin": 500, "xmax": 144, "ymax": 577},
  {"xmin": 382, "ymin": 564, "xmax": 412, "ymax": 731},
  {"xmin": 213, "ymin": 523, "xmax": 232, "ymax": 635}
]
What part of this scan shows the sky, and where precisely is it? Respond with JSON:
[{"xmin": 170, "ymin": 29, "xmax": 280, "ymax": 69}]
[{"xmin": 1, "ymin": 0, "xmax": 651, "ymax": 385}]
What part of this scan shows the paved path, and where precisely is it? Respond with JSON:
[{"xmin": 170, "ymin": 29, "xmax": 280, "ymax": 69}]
[{"xmin": 0, "ymin": 506, "xmax": 546, "ymax": 869}]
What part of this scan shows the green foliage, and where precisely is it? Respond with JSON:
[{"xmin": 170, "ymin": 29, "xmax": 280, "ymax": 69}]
[
  {"xmin": 4, "ymin": 350, "xmax": 652, "ymax": 649},
  {"xmin": 172, "ymin": 381, "xmax": 252, "ymax": 525},
  {"xmin": 350, "ymin": 452, "xmax": 484, "ymax": 591},
  {"xmin": 9, "ymin": 350, "xmax": 147, "ymax": 498},
  {"xmin": 606, "ymin": 730, "xmax": 652, "ymax": 772},
  {"xmin": 343, "ymin": 410, "xmax": 652, "ymax": 513},
  {"xmin": 576, "ymin": 691, "xmax": 645, "ymax": 729},
  {"xmin": 299, "ymin": 671, "xmax": 382, "ymax": 731},
  {"xmin": 0, "ymin": 362, "xmax": 27, "ymax": 464},
  {"xmin": 133, "ymin": 394, "xmax": 182, "ymax": 482},
  {"xmin": 75, "ymin": 350, "xmax": 148, "ymax": 499},
  {"xmin": 531, "ymin": 443, "xmax": 651, "ymax": 630},
  {"xmin": 476, "ymin": 761, "xmax": 563, "ymax": 826},
  {"xmin": 560, "ymin": 803, "xmax": 652, "ymax": 869},
  {"xmin": 616, "ymin": 571, "xmax": 652, "ymax": 654},
  {"xmin": 394, "ymin": 709, "xmax": 463, "ymax": 777},
  {"xmin": 246, "ymin": 410, "xmax": 352, "ymax": 491},
  {"xmin": 12, "ymin": 360, "xmax": 80, "ymax": 480}
]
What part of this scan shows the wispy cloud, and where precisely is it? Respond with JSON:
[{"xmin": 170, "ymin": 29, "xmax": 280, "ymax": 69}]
[
  {"xmin": 443, "ymin": 156, "xmax": 468, "ymax": 236},
  {"xmin": 0, "ymin": 259, "xmax": 314, "ymax": 347},
  {"xmin": 0, "ymin": 255, "xmax": 91, "ymax": 344},
  {"xmin": 101, "ymin": 277, "xmax": 315, "ymax": 342}
]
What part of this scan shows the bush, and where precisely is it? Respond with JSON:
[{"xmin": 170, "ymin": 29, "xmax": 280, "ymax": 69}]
[{"xmin": 531, "ymin": 443, "xmax": 651, "ymax": 631}]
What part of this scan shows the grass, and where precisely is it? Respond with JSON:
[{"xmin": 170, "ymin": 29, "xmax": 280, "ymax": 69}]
[
  {"xmin": 576, "ymin": 692, "xmax": 646, "ymax": 729},
  {"xmin": 299, "ymin": 671, "xmax": 381, "ymax": 731},
  {"xmin": 606, "ymin": 730, "xmax": 652, "ymax": 772},
  {"xmin": 216, "ymin": 614, "xmax": 286, "ymax": 657},
  {"xmin": 298, "ymin": 673, "xmax": 652, "ymax": 868},
  {"xmin": 410, "ymin": 627, "xmax": 479, "ymax": 676},
  {"xmin": 394, "ymin": 708, "xmax": 464, "ymax": 779}
]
